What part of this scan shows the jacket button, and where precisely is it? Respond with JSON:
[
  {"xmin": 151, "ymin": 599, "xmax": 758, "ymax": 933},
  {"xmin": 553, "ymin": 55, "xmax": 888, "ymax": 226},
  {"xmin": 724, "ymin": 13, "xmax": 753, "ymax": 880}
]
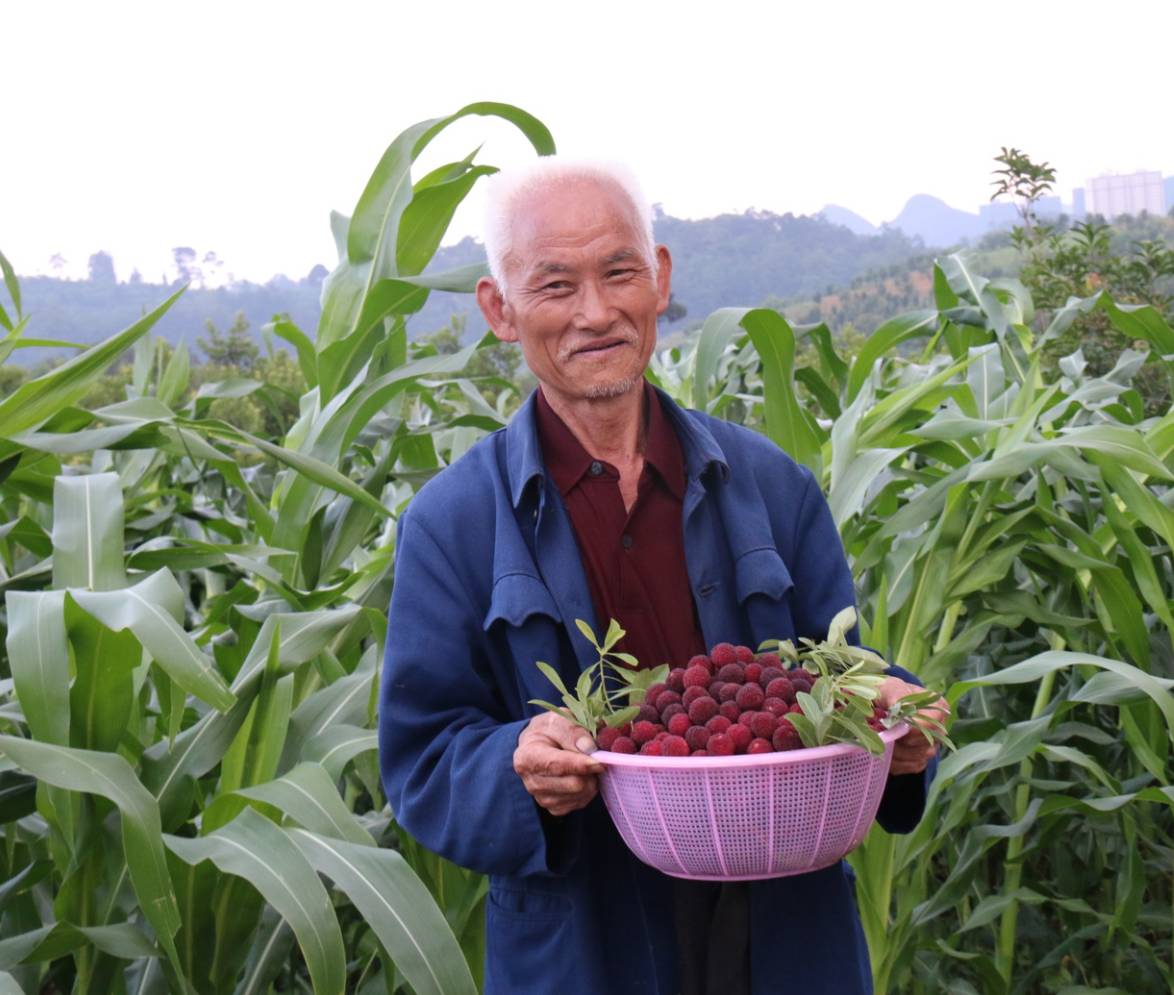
[
  {"xmin": 589, "ymin": 460, "xmax": 603, "ymax": 476},
  {"xmin": 622, "ymin": 534, "xmax": 633, "ymax": 549}
]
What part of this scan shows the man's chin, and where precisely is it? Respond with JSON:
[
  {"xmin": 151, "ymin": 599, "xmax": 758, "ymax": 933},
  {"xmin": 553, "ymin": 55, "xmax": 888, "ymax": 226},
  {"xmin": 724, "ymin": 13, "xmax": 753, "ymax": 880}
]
[{"xmin": 583, "ymin": 376, "xmax": 638, "ymax": 401}]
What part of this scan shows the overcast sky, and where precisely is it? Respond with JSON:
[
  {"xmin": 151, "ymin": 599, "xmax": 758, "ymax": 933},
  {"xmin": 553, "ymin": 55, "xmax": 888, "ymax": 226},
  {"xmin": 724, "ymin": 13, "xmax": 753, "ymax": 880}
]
[{"xmin": 5, "ymin": 0, "xmax": 1172, "ymax": 283}]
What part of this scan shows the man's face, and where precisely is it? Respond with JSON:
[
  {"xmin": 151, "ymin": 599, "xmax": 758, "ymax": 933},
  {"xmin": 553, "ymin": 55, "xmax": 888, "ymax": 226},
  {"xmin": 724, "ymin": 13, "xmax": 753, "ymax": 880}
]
[{"xmin": 476, "ymin": 178, "xmax": 672, "ymax": 407}]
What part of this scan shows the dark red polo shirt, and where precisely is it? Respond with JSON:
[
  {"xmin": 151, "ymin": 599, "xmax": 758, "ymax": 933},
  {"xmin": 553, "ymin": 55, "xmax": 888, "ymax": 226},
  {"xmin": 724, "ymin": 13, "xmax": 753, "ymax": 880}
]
[{"xmin": 534, "ymin": 383, "xmax": 707, "ymax": 672}]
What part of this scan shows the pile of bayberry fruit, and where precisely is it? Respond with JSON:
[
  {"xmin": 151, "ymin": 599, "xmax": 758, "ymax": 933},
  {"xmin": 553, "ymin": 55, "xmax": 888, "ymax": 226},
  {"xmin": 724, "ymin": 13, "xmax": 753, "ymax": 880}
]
[{"xmin": 596, "ymin": 642, "xmax": 887, "ymax": 756}]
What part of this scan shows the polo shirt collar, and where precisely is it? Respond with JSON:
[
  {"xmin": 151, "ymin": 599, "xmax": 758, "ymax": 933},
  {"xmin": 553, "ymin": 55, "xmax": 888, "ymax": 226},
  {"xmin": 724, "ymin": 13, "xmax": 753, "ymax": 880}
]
[
  {"xmin": 505, "ymin": 382, "xmax": 729, "ymax": 510},
  {"xmin": 533, "ymin": 382, "xmax": 687, "ymax": 500}
]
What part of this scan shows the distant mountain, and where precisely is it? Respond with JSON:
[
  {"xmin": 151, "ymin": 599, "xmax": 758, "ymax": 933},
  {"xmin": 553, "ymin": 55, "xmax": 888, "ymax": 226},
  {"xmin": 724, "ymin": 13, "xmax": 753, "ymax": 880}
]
[
  {"xmin": 818, "ymin": 205, "xmax": 878, "ymax": 237},
  {"xmin": 887, "ymin": 194, "xmax": 985, "ymax": 247},
  {"xmin": 7, "ymin": 210, "xmax": 929, "ymax": 362}
]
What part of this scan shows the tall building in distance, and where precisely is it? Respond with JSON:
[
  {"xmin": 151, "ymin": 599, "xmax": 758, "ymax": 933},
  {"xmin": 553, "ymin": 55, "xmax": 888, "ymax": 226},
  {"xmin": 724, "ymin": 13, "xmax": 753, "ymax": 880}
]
[{"xmin": 1086, "ymin": 171, "xmax": 1166, "ymax": 219}]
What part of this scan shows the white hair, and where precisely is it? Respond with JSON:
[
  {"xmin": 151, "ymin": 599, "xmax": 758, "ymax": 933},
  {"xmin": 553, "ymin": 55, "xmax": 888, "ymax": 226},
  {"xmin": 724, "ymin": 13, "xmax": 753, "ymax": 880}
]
[{"xmin": 482, "ymin": 157, "xmax": 656, "ymax": 293}]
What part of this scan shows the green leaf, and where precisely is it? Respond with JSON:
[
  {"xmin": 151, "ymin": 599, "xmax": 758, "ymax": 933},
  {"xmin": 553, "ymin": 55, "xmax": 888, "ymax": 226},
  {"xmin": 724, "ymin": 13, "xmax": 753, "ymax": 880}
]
[
  {"xmin": 535, "ymin": 661, "xmax": 569, "ymax": 697},
  {"xmin": 165, "ymin": 808, "xmax": 346, "ymax": 995},
  {"xmin": 0, "ymin": 250, "xmax": 20, "ymax": 318},
  {"xmin": 0, "ymin": 921, "xmax": 158, "ymax": 968},
  {"xmin": 0, "ymin": 736, "xmax": 181, "ymax": 967},
  {"xmin": 948, "ymin": 650, "xmax": 1174, "ymax": 745},
  {"xmin": 266, "ymin": 317, "xmax": 318, "ymax": 389},
  {"xmin": 51, "ymin": 472, "xmax": 128, "ymax": 591},
  {"xmin": 70, "ymin": 570, "xmax": 235, "ymax": 711},
  {"xmin": 4, "ymin": 591, "xmax": 70, "ymax": 745},
  {"xmin": 846, "ymin": 309, "xmax": 938, "ymax": 402},
  {"xmin": 289, "ymin": 828, "xmax": 478, "ymax": 995},
  {"xmin": 0, "ymin": 288, "xmax": 183, "ymax": 438},
  {"xmin": 158, "ymin": 340, "xmax": 190, "ymax": 408},
  {"xmin": 194, "ymin": 421, "xmax": 394, "ymax": 523},
  {"xmin": 299, "ymin": 726, "xmax": 378, "ymax": 780},
  {"xmin": 238, "ymin": 763, "xmax": 374, "ymax": 846},
  {"xmin": 692, "ymin": 308, "xmax": 746, "ymax": 411},
  {"xmin": 739, "ymin": 308, "xmax": 823, "ymax": 472}
]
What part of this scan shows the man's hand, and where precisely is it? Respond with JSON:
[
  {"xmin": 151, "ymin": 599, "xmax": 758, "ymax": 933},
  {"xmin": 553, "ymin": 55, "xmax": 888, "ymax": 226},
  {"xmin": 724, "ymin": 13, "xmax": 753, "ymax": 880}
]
[
  {"xmin": 876, "ymin": 676, "xmax": 950, "ymax": 775},
  {"xmin": 513, "ymin": 712, "xmax": 605, "ymax": 818}
]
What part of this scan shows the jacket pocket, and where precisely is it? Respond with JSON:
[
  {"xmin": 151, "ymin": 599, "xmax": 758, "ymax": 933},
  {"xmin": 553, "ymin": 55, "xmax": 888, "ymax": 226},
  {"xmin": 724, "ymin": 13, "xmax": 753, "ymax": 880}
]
[
  {"xmin": 483, "ymin": 572, "xmax": 560, "ymax": 630},
  {"xmin": 733, "ymin": 547, "xmax": 794, "ymax": 603}
]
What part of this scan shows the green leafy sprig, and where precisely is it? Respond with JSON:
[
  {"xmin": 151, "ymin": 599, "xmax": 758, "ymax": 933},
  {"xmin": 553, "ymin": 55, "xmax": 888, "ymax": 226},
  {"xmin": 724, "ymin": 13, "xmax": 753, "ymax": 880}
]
[
  {"xmin": 529, "ymin": 619, "xmax": 669, "ymax": 735},
  {"xmin": 762, "ymin": 607, "xmax": 954, "ymax": 756}
]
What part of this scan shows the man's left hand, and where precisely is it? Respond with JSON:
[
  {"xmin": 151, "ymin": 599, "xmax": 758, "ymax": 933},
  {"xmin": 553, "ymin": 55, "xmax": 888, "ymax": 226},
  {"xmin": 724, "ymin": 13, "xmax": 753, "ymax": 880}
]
[{"xmin": 876, "ymin": 676, "xmax": 949, "ymax": 775}]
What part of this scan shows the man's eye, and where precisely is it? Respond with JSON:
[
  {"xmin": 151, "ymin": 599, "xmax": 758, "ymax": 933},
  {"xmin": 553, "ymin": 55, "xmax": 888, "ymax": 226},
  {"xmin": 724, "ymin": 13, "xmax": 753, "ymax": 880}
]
[
  {"xmin": 542, "ymin": 281, "xmax": 571, "ymax": 292},
  {"xmin": 607, "ymin": 269, "xmax": 635, "ymax": 279}
]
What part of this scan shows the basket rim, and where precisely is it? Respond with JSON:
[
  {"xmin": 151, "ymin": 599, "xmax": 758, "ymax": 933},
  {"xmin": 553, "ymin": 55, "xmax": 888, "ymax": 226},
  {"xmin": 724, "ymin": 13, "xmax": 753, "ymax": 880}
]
[{"xmin": 592, "ymin": 721, "xmax": 910, "ymax": 768}]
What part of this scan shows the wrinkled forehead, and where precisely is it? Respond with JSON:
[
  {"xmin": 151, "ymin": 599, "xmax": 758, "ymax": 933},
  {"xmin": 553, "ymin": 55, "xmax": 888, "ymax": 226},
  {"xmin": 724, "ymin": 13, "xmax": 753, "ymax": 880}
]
[{"xmin": 506, "ymin": 177, "xmax": 646, "ymax": 265}]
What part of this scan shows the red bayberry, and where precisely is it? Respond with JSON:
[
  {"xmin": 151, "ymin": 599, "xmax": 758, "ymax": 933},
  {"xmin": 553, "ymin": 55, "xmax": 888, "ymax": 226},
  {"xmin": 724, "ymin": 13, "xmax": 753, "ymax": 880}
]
[
  {"xmin": 667, "ymin": 712, "xmax": 691, "ymax": 736},
  {"xmin": 736, "ymin": 684, "xmax": 765, "ymax": 711},
  {"xmin": 666, "ymin": 669, "xmax": 686, "ymax": 693},
  {"xmin": 750, "ymin": 712, "xmax": 778, "ymax": 740},
  {"xmin": 611, "ymin": 736, "xmax": 637, "ymax": 754},
  {"xmin": 687, "ymin": 654, "xmax": 713, "ymax": 673},
  {"xmin": 644, "ymin": 682, "xmax": 667, "ymax": 703},
  {"xmin": 760, "ymin": 666, "xmax": 786, "ymax": 685},
  {"xmin": 708, "ymin": 733, "xmax": 735, "ymax": 756},
  {"xmin": 691, "ymin": 749, "xmax": 709, "ymax": 756},
  {"xmin": 631, "ymin": 721, "xmax": 658, "ymax": 745},
  {"xmin": 772, "ymin": 724, "xmax": 802, "ymax": 751},
  {"xmin": 735, "ymin": 645, "xmax": 755, "ymax": 663},
  {"xmin": 640, "ymin": 741, "xmax": 663, "ymax": 756},
  {"xmin": 747, "ymin": 737, "xmax": 773, "ymax": 754},
  {"xmin": 766, "ymin": 678, "xmax": 796, "ymax": 703},
  {"xmin": 705, "ymin": 715, "xmax": 732, "ymax": 735},
  {"xmin": 762, "ymin": 697, "xmax": 787, "ymax": 717},
  {"xmin": 596, "ymin": 726, "xmax": 622, "ymax": 750},
  {"xmin": 719, "ymin": 701, "xmax": 741, "ymax": 723},
  {"xmin": 683, "ymin": 665, "xmax": 710, "ymax": 689},
  {"xmin": 757, "ymin": 653, "xmax": 783, "ymax": 670},
  {"xmin": 710, "ymin": 643, "xmax": 738, "ymax": 666},
  {"xmin": 655, "ymin": 690, "xmax": 682, "ymax": 711},
  {"xmin": 737, "ymin": 710, "xmax": 758, "ymax": 728},
  {"xmin": 685, "ymin": 725, "xmax": 712, "ymax": 751},
  {"xmin": 744, "ymin": 662, "xmax": 763, "ymax": 684},
  {"xmin": 637, "ymin": 704, "xmax": 659, "ymax": 724},
  {"xmin": 718, "ymin": 683, "xmax": 739, "ymax": 703},
  {"xmin": 716, "ymin": 663, "xmax": 745, "ymax": 684},
  {"xmin": 662, "ymin": 735, "xmax": 689, "ymax": 757},
  {"xmin": 789, "ymin": 702, "xmax": 803, "ymax": 714},
  {"xmin": 728, "ymin": 724, "xmax": 752, "ymax": 752},
  {"xmin": 706, "ymin": 679, "xmax": 726, "ymax": 699},
  {"xmin": 687, "ymin": 696, "xmax": 719, "ymax": 725},
  {"xmin": 682, "ymin": 685, "xmax": 708, "ymax": 708},
  {"xmin": 661, "ymin": 703, "xmax": 686, "ymax": 722}
]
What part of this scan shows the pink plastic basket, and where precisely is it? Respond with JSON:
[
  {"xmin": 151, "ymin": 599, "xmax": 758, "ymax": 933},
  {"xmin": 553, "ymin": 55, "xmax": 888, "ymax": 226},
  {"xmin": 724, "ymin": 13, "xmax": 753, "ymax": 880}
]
[{"xmin": 593, "ymin": 723, "xmax": 909, "ymax": 880}]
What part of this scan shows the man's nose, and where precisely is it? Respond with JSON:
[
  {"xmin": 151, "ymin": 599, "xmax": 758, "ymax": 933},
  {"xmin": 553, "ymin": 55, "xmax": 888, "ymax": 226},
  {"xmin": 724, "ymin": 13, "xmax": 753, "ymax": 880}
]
[{"xmin": 573, "ymin": 279, "xmax": 613, "ymax": 331}]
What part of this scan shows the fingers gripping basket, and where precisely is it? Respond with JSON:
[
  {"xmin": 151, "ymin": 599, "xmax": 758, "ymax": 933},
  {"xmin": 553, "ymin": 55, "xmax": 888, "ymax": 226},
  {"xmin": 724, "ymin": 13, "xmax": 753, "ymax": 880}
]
[{"xmin": 594, "ymin": 724, "xmax": 909, "ymax": 881}]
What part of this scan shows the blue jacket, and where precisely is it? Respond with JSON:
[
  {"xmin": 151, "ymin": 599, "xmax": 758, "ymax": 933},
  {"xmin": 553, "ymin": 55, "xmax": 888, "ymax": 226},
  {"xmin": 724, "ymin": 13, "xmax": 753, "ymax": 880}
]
[{"xmin": 379, "ymin": 388, "xmax": 935, "ymax": 994}]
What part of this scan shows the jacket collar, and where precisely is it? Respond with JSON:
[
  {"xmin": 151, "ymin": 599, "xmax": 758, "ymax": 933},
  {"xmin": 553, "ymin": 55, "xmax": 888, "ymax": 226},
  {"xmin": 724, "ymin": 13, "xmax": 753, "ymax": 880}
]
[{"xmin": 505, "ymin": 383, "xmax": 729, "ymax": 510}]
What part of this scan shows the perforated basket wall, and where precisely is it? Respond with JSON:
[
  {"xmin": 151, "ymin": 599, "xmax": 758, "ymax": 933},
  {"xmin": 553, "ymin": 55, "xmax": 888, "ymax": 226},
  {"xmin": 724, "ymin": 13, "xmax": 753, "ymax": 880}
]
[{"xmin": 594, "ymin": 724, "xmax": 907, "ymax": 881}]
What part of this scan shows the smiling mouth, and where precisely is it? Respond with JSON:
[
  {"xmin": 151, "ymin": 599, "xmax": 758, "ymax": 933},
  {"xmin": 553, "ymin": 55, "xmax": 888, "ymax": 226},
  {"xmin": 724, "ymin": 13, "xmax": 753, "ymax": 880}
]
[{"xmin": 574, "ymin": 340, "xmax": 627, "ymax": 357}]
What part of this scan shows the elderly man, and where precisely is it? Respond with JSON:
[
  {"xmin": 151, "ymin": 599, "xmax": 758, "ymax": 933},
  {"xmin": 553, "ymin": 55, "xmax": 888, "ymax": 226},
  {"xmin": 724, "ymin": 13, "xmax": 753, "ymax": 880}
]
[{"xmin": 379, "ymin": 159, "xmax": 942, "ymax": 994}]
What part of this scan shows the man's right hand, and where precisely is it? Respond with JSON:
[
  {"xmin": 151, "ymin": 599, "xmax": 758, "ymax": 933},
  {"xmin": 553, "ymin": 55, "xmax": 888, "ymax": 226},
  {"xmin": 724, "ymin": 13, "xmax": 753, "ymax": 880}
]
[{"xmin": 513, "ymin": 712, "xmax": 605, "ymax": 818}]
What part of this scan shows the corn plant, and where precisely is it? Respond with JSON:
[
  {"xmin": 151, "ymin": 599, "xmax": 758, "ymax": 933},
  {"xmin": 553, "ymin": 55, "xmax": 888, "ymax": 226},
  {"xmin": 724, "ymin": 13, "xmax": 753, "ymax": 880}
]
[
  {"xmin": 0, "ymin": 102, "xmax": 552, "ymax": 995},
  {"xmin": 660, "ymin": 255, "xmax": 1174, "ymax": 993}
]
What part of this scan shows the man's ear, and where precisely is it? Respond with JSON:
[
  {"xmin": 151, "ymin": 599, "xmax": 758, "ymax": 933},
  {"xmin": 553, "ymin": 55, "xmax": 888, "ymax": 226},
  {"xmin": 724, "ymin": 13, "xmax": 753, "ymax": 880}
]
[
  {"xmin": 476, "ymin": 277, "xmax": 517, "ymax": 343},
  {"xmin": 653, "ymin": 244, "xmax": 673, "ymax": 314}
]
